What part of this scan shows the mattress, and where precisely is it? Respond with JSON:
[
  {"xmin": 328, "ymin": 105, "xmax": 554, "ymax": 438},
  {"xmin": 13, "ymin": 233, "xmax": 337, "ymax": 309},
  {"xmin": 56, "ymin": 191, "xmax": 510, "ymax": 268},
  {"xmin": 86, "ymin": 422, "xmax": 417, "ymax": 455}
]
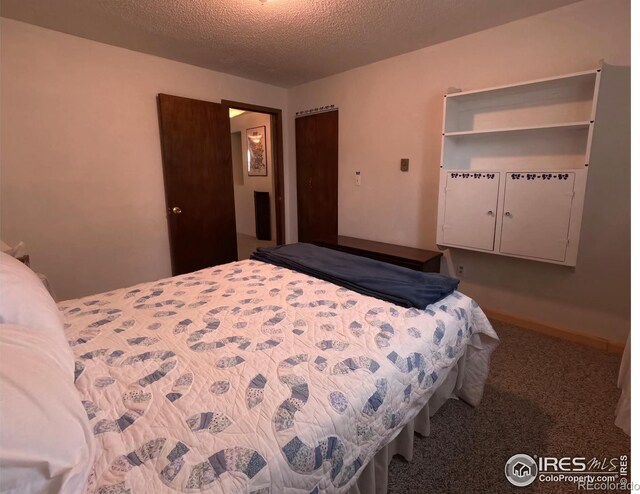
[{"xmin": 60, "ymin": 259, "xmax": 498, "ymax": 494}]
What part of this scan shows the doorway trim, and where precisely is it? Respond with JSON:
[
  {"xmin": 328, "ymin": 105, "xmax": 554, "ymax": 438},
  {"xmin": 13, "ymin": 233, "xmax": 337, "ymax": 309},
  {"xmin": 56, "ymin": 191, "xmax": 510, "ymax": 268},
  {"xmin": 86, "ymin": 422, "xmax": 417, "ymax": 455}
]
[{"xmin": 222, "ymin": 99, "xmax": 285, "ymax": 245}]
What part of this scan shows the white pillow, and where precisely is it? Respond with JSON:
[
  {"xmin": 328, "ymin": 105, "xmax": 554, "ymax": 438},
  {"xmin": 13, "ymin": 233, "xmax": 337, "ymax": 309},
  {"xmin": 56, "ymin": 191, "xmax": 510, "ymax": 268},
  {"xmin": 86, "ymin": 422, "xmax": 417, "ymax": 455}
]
[
  {"xmin": 0, "ymin": 323, "xmax": 95, "ymax": 494},
  {"xmin": 0, "ymin": 252, "xmax": 74, "ymax": 379}
]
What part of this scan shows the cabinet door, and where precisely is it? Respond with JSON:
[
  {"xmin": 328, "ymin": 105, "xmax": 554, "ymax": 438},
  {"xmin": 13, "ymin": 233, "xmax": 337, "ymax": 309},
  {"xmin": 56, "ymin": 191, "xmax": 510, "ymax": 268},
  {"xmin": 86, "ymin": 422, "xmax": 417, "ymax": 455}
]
[
  {"xmin": 442, "ymin": 172, "xmax": 500, "ymax": 251},
  {"xmin": 500, "ymin": 172, "xmax": 575, "ymax": 262}
]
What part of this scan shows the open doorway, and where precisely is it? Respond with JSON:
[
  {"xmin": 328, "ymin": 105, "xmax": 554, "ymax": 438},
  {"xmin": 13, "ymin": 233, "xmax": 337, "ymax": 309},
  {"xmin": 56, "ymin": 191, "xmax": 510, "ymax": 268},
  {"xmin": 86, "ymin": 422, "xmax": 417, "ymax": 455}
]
[{"xmin": 225, "ymin": 101, "xmax": 285, "ymax": 259}]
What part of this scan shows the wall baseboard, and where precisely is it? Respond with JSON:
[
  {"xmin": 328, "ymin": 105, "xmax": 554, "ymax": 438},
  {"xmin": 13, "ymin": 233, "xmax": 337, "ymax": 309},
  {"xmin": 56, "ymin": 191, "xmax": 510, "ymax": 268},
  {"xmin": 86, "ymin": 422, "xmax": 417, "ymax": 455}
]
[{"xmin": 482, "ymin": 308, "xmax": 625, "ymax": 355}]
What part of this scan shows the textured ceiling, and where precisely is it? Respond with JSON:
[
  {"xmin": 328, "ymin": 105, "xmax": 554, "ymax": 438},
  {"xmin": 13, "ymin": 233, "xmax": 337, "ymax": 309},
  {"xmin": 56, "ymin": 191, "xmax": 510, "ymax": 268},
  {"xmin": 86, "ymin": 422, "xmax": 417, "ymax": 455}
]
[{"xmin": 1, "ymin": 0, "xmax": 580, "ymax": 87}]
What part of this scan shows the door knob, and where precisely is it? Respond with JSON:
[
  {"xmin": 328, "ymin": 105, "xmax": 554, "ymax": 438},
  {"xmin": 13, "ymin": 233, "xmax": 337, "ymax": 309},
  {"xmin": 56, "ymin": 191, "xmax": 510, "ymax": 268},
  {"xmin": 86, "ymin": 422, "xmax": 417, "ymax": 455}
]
[{"xmin": 170, "ymin": 206, "xmax": 182, "ymax": 215}]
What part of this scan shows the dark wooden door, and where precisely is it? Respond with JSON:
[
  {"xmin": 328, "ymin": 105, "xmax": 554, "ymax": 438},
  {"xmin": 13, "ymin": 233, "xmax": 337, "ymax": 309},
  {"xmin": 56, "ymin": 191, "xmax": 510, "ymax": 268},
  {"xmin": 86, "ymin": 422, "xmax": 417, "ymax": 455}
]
[
  {"xmin": 295, "ymin": 110, "xmax": 338, "ymax": 243},
  {"xmin": 157, "ymin": 94, "xmax": 237, "ymax": 275}
]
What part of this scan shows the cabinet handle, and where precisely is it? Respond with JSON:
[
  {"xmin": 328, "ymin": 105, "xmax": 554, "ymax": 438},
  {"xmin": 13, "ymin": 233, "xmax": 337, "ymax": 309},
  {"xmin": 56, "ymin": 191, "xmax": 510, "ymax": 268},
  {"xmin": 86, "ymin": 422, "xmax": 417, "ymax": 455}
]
[
  {"xmin": 505, "ymin": 211, "xmax": 512, "ymax": 217},
  {"xmin": 487, "ymin": 210, "xmax": 494, "ymax": 216}
]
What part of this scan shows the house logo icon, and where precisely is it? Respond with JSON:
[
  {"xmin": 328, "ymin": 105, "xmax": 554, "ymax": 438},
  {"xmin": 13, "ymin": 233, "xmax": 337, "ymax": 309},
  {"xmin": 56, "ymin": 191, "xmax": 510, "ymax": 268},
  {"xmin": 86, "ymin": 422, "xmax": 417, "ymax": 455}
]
[
  {"xmin": 513, "ymin": 462, "xmax": 531, "ymax": 478},
  {"xmin": 505, "ymin": 454, "xmax": 538, "ymax": 487}
]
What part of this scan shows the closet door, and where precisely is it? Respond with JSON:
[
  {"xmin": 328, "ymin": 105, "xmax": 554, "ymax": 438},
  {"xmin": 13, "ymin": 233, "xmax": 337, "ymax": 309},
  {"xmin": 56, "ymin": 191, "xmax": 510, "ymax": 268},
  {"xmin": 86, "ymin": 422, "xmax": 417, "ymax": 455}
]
[
  {"xmin": 442, "ymin": 173, "xmax": 500, "ymax": 251},
  {"xmin": 296, "ymin": 110, "xmax": 338, "ymax": 244},
  {"xmin": 499, "ymin": 172, "xmax": 575, "ymax": 262},
  {"xmin": 157, "ymin": 94, "xmax": 237, "ymax": 275}
]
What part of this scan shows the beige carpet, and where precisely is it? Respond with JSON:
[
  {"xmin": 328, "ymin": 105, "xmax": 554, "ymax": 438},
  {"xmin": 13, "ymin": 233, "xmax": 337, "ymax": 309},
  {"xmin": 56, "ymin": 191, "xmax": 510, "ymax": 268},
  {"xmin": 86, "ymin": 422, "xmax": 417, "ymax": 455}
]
[
  {"xmin": 237, "ymin": 233, "xmax": 275, "ymax": 260},
  {"xmin": 387, "ymin": 320, "xmax": 630, "ymax": 493}
]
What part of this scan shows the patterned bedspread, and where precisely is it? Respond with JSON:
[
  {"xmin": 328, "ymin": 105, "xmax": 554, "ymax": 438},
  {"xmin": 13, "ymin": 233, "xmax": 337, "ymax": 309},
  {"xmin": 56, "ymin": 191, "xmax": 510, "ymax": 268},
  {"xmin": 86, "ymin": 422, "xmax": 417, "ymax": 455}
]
[{"xmin": 61, "ymin": 260, "xmax": 498, "ymax": 494}]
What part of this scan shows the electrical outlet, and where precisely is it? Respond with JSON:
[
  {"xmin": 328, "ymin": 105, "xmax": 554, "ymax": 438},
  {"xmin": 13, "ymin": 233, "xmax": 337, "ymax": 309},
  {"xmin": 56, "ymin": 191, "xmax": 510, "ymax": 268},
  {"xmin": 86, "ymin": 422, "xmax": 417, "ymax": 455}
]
[
  {"xmin": 400, "ymin": 158, "xmax": 409, "ymax": 172},
  {"xmin": 456, "ymin": 264, "xmax": 465, "ymax": 276}
]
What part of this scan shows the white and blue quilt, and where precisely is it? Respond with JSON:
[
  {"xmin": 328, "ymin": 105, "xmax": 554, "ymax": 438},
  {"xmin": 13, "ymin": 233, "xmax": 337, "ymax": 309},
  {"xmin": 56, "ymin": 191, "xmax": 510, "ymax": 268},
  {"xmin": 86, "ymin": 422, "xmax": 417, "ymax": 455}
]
[{"xmin": 61, "ymin": 260, "xmax": 498, "ymax": 494}]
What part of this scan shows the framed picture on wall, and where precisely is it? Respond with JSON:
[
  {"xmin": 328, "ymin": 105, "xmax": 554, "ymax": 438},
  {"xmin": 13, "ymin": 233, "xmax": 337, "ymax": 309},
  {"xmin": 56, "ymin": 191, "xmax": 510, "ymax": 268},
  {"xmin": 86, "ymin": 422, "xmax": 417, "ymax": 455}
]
[{"xmin": 247, "ymin": 125, "xmax": 268, "ymax": 176}]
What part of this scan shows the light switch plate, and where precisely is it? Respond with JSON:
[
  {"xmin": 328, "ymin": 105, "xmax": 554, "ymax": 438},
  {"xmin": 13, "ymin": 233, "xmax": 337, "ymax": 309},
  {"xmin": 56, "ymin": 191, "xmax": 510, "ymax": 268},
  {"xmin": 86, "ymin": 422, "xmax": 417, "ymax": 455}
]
[{"xmin": 400, "ymin": 159, "xmax": 409, "ymax": 172}]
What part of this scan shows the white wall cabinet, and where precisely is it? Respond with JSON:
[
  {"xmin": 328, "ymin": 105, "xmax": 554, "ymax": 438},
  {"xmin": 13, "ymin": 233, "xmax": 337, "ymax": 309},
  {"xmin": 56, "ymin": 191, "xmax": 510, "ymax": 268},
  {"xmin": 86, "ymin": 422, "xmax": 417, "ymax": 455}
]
[
  {"xmin": 442, "ymin": 172, "xmax": 500, "ymax": 251},
  {"xmin": 436, "ymin": 68, "xmax": 601, "ymax": 266},
  {"xmin": 499, "ymin": 172, "xmax": 575, "ymax": 262}
]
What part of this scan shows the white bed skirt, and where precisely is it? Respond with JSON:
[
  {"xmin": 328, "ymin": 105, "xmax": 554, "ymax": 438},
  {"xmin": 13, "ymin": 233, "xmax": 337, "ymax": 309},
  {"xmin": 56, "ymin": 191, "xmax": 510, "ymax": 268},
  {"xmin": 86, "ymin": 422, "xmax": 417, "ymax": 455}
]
[
  {"xmin": 349, "ymin": 331, "xmax": 494, "ymax": 494},
  {"xmin": 615, "ymin": 334, "xmax": 630, "ymax": 436}
]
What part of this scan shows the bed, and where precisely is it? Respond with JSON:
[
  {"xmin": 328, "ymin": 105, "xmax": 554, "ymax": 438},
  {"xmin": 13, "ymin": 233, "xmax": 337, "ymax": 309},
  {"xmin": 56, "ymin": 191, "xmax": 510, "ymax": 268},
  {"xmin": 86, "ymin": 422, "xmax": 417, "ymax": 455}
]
[{"xmin": 0, "ymin": 249, "xmax": 498, "ymax": 494}]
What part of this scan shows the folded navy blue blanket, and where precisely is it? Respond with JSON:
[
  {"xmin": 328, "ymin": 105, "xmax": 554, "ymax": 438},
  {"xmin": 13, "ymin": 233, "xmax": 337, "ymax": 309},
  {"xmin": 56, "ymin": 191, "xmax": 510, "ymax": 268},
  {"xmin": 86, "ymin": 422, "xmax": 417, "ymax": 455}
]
[{"xmin": 251, "ymin": 243, "xmax": 459, "ymax": 309}]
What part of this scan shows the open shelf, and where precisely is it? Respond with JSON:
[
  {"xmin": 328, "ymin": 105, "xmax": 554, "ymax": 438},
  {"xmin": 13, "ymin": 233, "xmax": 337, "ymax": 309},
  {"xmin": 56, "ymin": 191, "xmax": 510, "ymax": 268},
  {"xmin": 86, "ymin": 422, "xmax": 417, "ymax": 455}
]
[
  {"xmin": 444, "ymin": 71, "xmax": 598, "ymax": 134},
  {"xmin": 444, "ymin": 69, "xmax": 598, "ymax": 100},
  {"xmin": 442, "ymin": 125, "xmax": 590, "ymax": 170},
  {"xmin": 444, "ymin": 121, "xmax": 591, "ymax": 137}
]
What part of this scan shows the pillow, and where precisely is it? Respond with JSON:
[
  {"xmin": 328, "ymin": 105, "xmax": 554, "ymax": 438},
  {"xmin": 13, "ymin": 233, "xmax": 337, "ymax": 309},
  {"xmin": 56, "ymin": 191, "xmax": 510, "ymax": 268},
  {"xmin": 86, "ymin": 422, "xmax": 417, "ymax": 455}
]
[
  {"xmin": 0, "ymin": 323, "xmax": 95, "ymax": 494},
  {"xmin": 0, "ymin": 252, "xmax": 74, "ymax": 379}
]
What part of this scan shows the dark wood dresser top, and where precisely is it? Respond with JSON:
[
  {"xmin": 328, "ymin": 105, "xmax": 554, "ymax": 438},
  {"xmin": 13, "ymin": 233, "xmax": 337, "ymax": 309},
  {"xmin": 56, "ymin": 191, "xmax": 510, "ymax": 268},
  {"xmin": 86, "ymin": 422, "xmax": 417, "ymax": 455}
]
[{"xmin": 315, "ymin": 236, "xmax": 443, "ymax": 273}]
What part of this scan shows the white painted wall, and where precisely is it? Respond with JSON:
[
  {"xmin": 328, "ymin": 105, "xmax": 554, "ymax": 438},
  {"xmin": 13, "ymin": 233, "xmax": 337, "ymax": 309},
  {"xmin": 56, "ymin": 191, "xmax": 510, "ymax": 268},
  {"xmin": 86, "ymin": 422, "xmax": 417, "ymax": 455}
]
[
  {"xmin": 230, "ymin": 112, "xmax": 276, "ymax": 239},
  {"xmin": 287, "ymin": 0, "xmax": 630, "ymax": 343},
  {"xmin": 0, "ymin": 18, "xmax": 291, "ymax": 301}
]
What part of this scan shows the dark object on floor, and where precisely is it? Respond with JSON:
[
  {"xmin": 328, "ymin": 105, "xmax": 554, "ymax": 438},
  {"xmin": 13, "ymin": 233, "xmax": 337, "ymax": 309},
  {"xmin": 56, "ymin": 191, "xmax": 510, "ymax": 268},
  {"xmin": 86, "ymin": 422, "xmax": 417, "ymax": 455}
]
[
  {"xmin": 251, "ymin": 243, "xmax": 459, "ymax": 308},
  {"xmin": 387, "ymin": 320, "xmax": 630, "ymax": 493},
  {"xmin": 254, "ymin": 191, "xmax": 271, "ymax": 241}
]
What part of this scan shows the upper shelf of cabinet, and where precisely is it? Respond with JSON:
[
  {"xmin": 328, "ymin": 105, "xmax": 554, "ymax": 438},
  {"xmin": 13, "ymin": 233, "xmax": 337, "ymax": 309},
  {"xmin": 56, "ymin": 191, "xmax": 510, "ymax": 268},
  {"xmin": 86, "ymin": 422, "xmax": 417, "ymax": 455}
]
[
  {"xmin": 443, "ymin": 120, "xmax": 591, "ymax": 137},
  {"xmin": 443, "ymin": 70, "xmax": 598, "ymax": 134}
]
